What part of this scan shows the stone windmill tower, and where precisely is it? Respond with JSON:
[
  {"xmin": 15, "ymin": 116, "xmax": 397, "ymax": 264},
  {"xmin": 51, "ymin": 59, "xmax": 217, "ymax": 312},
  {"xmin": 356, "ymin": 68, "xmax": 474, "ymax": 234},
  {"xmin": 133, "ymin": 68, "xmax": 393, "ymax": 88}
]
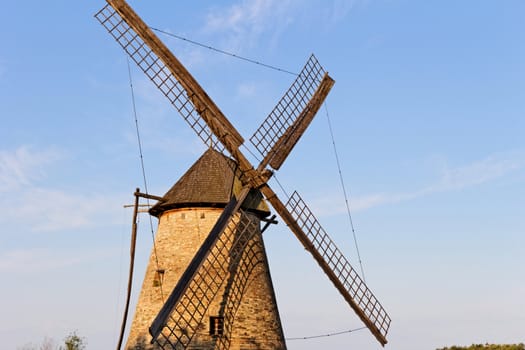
[
  {"xmin": 96, "ymin": 1, "xmax": 391, "ymax": 349},
  {"xmin": 125, "ymin": 149, "xmax": 286, "ymax": 349}
]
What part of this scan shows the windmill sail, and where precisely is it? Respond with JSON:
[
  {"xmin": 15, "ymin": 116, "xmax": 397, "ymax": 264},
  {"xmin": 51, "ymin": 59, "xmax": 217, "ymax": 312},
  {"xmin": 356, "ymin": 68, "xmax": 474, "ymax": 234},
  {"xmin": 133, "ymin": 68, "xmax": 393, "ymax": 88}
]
[
  {"xmin": 96, "ymin": 0, "xmax": 391, "ymax": 346},
  {"xmin": 150, "ymin": 199, "xmax": 259, "ymax": 348},
  {"xmin": 209, "ymin": 222, "xmax": 271, "ymax": 350},
  {"xmin": 270, "ymin": 189, "xmax": 391, "ymax": 345},
  {"xmin": 250, "ymin": 55, "xmax": 333, "ymax": 170},
  {"xmin": 95, "ymin": 1, "xmax": 243, "ymax": 154}
]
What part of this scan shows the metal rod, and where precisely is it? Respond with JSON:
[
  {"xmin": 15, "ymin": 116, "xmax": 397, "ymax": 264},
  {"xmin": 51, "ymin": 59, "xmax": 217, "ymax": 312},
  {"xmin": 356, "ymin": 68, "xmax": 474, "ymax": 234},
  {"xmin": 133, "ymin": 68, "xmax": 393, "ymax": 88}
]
[{"xmin": 261, "ymin": 215, "xmax": 277, "ymax": 234}]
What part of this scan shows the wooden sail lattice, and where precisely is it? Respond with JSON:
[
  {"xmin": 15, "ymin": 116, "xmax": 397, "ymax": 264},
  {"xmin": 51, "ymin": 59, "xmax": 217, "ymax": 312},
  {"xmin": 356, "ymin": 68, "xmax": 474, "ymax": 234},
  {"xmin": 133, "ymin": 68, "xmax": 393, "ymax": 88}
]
[
  {"xmin": 214, "ymin": 229, "xmax": 268, "ymax": 350},
  {"xmin": 153, "ymin": 210, "xmax": 259, "ymax": 349},
  {"xmin": 285, "ymin": 191, "xmax": 391, "ymax": 340},
  {"xmin": 96, "ymin": 0, "xmax": 391, "ymax": 347},
  {"xmin": 249, "ymin": 54, "xmax": 326, "ymax": 163},
  {"xmin": 95, "ymin": 4, "xmax": 225, "ymax": 152}
]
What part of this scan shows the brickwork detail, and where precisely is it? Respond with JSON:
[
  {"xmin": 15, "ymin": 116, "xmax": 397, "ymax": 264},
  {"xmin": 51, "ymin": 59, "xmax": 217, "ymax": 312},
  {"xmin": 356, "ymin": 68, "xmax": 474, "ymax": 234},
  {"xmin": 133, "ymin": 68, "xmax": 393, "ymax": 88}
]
[{"xmin": 125, "ymin": 207, "xmax": 286, "ymax": 350}]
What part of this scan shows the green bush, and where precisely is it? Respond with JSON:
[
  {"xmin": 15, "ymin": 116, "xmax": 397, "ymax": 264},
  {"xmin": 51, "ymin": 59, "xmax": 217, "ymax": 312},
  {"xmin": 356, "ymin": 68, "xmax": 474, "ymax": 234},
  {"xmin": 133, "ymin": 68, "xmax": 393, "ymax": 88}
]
[
  {"xmin": 437, "ymin": 344, "xmax": 525, "ymax": 350},
  {"xmin": 60, "ymin": 331, "xmax": 86, "ymax": 350}
]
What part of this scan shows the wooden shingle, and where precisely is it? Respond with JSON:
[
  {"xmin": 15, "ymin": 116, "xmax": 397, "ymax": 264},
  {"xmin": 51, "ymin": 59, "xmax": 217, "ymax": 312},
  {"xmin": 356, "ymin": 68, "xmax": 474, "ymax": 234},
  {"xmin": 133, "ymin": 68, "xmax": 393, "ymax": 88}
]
[{"xmin": 150, "ymin": 149, "xmax": 269, "ymax": 217}]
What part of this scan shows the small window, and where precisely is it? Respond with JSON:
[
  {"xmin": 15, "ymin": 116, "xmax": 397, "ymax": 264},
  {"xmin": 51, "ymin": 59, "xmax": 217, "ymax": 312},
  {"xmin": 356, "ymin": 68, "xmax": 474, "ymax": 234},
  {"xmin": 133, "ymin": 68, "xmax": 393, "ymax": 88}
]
[
  {"xmin": 209, "ymin": 316, "xmax": 224, "ymax": 336},
  {"xmin": 181, "ymin": 213, "xmax": 186, "ymax": 219},
  {"xmin": 200, "ymin": 213, "xmax": 206, "ymax": 219},
  {"xmin": 153, "ymin": 269, "xmax": 165, "ymax": 287}
]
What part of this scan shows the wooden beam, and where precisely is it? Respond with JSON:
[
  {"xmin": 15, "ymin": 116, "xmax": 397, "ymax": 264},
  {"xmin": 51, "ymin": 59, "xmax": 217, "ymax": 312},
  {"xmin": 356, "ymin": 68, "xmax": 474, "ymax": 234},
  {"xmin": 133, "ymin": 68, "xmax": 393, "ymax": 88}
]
[
  {"xmin": 106, "ymin": 0, "xmax": 244, "ymax": 154},
  {"xmin": 149, "ymin": 187, "xmax": 251, "ymax": 341},
  {"xmin": 258, "ymin": 73, "xmax": 335, "ymax": 171},
  {"xmin": 259, "ymin": 184, "xmax": 388, "ymax": 346}
]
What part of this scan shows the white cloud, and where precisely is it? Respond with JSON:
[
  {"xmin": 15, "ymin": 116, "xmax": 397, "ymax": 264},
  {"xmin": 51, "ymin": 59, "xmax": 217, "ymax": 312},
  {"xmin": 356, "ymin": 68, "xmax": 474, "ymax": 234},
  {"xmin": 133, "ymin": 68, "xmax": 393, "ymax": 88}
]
[
  {"xmin": 204, "ymin": 0, "xmax": 362, "ymax": 40},
  {"xmin": 0, "ymin": 146, "xmax": 125, "ymax": 232},
  {"xmin": 153, "ymin": 0, "xmax": 365, "ymax": 68},
  {"xmin": 0, "ymin": 146, "xmax": 62, "ymax": 192},
  {"xmin": 1, "ymin": 187, "xmax": 123, "ymax": 232},
  {"xmin": 326, "ymin": 0, "xmax": 361, "ymax": 23},
  {"xmin": 0, "ymin": 247, "xmax": 113, "ymax": 273},
  {"xmin": 204, "ymin": 0, "xmax": 296, "ymax": 52},
  {"xmin": 350, "ymin": 192, "xmax": 414, "ymax": 211},
  {"xmin": 0, "ymin": 248, "xmax": 81, "ymax": 273},
  {"xmin": 313, "ymin": 151, "xmax": 525, "ymax": 214},
  {"xmin": 434, "ymin": 154, "xmax": 521, "ymax": 192}
]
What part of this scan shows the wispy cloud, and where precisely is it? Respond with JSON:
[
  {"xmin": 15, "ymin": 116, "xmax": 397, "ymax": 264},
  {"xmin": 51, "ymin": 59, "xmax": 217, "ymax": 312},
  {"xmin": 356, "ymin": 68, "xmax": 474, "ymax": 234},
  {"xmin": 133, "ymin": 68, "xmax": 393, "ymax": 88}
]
[
  {"xmin": 0, "ymin": 146, "xmax": 62, "ymax": 192},
  {"xmin": 204, "ymin": 0, "xmax": 296, "ymax": 52},
  {"xmin": 433, "ymin": 153, "xmax": 521, "ymax": 192},
  {"xmin": 0, "ymin": 248, "xmax": 113, "ymax": 273},
  {"xmin": 326, "ymin": 0, "xmax": 362, "ymax": 24},
  {"xmin": 1, "ymin": 187, "xmax": 123, "ymax": 232},
  {"xmin": 313, "ymin": 151, "xmax": 524, "ymax": 214},
  {"xmin": 155, "ymin": 0, "xmax": 365, "ymax": 67},
  {"xmin": 0, "ymin": 146, "xmax": 124, "ymax": 232},
  {"xmin": 203, "ymin": 0, "xmax": 367, "ymax": 46}
]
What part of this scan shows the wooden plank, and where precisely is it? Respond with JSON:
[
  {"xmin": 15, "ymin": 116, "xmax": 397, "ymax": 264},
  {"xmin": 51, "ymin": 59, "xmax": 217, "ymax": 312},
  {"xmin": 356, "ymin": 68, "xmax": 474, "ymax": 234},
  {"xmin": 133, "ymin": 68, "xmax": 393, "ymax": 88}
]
[
  {"xmin": 149, "ymin": 187, "xmax": 251, "ymax": 340},
  {"xmin": 259, "ymin": 184, "xmax": 388, "ymax": 346},
  {"xmin": 116, "ymin": 188, "xmax": 141, "ymax": 350},
  {"xmin": 258, "ymin": 73, "xmax": 335, "ymax": 171},
  {"xmin": 106, "ymin": 0, "xmax": 244, "ymax": 154}
]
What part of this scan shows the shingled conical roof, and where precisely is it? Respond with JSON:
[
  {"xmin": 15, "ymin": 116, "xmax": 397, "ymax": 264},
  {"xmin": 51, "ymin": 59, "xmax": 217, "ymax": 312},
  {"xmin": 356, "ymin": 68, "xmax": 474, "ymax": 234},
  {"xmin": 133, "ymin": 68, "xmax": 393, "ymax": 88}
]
[{"xmin": 149, "ymin": 149, "xmax": 270, "ymax": 218}]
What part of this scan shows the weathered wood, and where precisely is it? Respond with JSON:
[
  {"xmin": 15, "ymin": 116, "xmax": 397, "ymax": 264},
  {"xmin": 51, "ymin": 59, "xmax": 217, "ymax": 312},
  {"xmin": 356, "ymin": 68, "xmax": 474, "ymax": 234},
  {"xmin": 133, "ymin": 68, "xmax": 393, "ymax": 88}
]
[
  {"xmin": 106, "ymin": 0, "xmax": 244, "ymax": 154},
  {"xmin": 135, "ymin": 191, "xmax": 164, "ymax": 202},
  {"xmin": 100, "ymin": 2, "xmax": 390, "ymax": 346},
  {"xmin": 258, "ymin": 73, "xmax": 335, "ymax": 171},
  {"xmin": 116, "ymin": 188, "xmax": 141, "ymax": 350},
  {"xmin": 149, "ymin": 187, "xmax": 251, "ymax": 340},
  {"xmin": 259, "ymin": 184, "xmax": 388, "ymax": 346}
]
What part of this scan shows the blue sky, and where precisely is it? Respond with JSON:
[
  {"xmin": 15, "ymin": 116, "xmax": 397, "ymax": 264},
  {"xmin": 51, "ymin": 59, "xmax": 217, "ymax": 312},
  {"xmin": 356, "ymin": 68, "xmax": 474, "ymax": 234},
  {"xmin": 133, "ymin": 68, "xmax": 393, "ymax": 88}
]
[{"xmin": 0, "ymin": 1, "xmax": 524, "ymax": 349}]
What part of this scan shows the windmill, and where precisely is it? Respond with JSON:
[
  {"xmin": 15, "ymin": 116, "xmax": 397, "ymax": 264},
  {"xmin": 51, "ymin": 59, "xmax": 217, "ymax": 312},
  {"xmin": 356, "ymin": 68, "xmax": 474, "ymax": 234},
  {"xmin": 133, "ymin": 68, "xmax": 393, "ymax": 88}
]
[{"xmin": 95, "ymin": 1, "xmax": 391, "ymax": 349}]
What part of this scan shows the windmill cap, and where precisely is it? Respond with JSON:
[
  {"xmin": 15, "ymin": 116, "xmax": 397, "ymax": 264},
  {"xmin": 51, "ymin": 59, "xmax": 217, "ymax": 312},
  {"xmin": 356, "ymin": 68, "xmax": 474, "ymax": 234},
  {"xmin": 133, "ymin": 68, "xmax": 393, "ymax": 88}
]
[{"xmin": 149, "ymin": 149, "xmax": 270, "ymax": 218}]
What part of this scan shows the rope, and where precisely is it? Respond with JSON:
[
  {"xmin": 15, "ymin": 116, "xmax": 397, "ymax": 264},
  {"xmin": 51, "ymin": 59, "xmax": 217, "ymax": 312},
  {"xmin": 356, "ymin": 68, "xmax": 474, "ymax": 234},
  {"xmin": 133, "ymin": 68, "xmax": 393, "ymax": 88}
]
[
  {"xmin": 151, "ymin": 27, "xmax": 298, "ymax": 76},
  {"xmin": 323, "ymin": 102, "xmax": 366, "ymax": 282},
  {"xmin": 286, "ymin": 326, "xmax": 368, "ymax": 341},
  {"xmin": 126, "ymin": 58, "xmax": 165, "ymax": 299}
]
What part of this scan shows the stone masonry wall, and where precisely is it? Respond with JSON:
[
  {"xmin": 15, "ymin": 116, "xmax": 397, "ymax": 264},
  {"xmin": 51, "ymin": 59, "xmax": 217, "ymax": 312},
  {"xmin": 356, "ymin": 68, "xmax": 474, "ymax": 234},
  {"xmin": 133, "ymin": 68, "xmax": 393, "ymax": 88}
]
[{"xmin": 125, "ymin": 207, "xmax": 286, "ymax": 350}]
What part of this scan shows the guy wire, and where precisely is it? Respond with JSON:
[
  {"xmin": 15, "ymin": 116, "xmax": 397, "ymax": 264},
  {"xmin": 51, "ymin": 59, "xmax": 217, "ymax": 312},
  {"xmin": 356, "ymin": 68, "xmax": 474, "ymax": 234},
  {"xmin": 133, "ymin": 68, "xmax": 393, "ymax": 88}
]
[
  {"xmin": 151, "ymin": 27, "xmax": 298, "ymax": 76},
  {"xmin": 286, "ymin": 326, "xmax": 368, "ymax": 341},
  {"xmin": 324, "ymin": 102, "xmax": 366, "ymax": 283},
  {"xmin": 126, "ymin": 58, "xmax": 165, "ymax": 300}
]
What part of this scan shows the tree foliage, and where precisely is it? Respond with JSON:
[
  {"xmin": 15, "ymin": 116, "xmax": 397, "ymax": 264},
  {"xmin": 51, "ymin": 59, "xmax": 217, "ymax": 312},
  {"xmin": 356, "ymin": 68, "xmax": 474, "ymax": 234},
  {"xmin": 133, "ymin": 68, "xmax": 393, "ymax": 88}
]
[
  {"xmin": 60, "ymin": 332, "xmax": 86, "ymax": 350},
  {"xmin": 17, "ymin": 332, "xmax": 86, "ymax": 350},
  {"xmin": 437, "ymin": 344, "xmax": 525, "ymax": 350}
]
